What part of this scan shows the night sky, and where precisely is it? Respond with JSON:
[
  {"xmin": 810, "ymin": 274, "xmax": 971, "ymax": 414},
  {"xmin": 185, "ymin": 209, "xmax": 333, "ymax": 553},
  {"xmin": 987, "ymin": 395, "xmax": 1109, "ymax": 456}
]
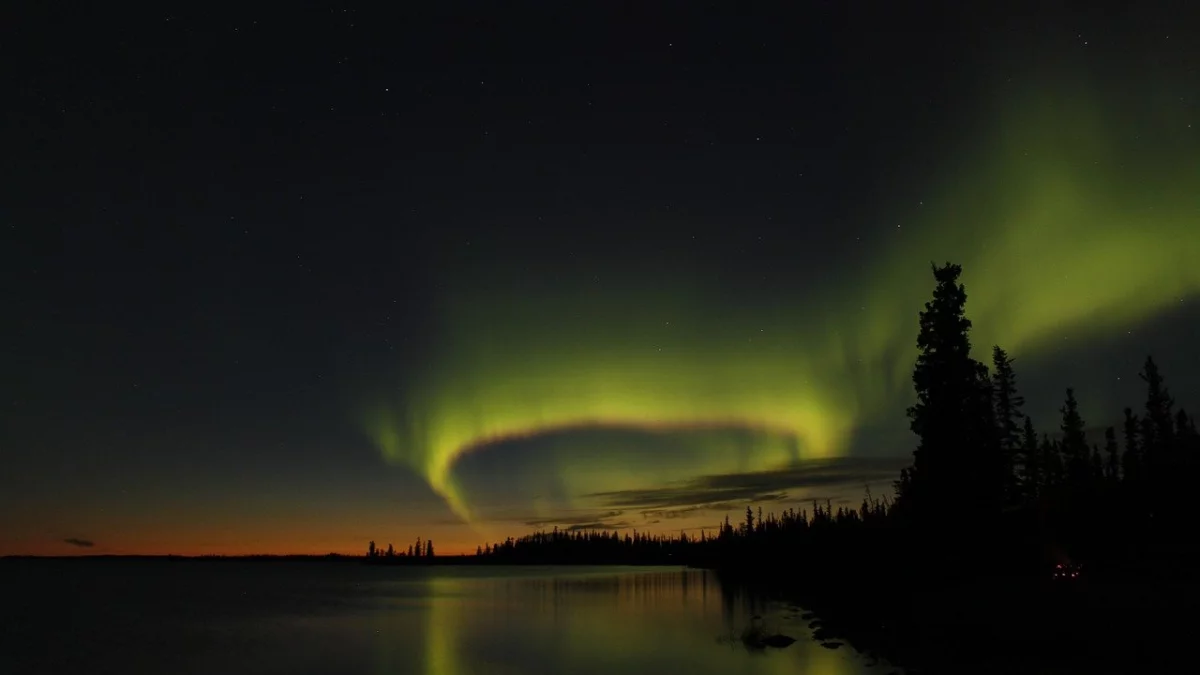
[{"xmin": 4, "ymin": 3, "xmax": 1199, "ymax": 555}]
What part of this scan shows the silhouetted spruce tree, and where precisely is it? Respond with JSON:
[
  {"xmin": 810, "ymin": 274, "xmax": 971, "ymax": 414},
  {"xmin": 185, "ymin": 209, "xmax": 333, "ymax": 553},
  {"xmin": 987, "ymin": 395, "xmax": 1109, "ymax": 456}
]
[
  {"xmin": 991, "ymin": 346, "xmax": 1024, "ymax": 502},
  {"xmin": 425, "ymin": 540, "xmax": 434, "ymax": 557},
  {"xmin": 1059, "ymin": 389, "xmax": 1090, "ymax": 483},
  {"xmin": 1122, "ymin": 408, "xmax": 1142, "ymax": 484},
  {"xmin": 1020, "ymin": 416, "xmax": 1040, "ymax": 495},
  {"xmin": 1090, "ymin": 445, "xmax": 1104, "ymax": 480},
  {"xmin": 904, "ymin": 263, "xmax": 1003, "ymax": 516},
  {"xmin": 1104, "ymin": 427, "xmax": 1120, "ymax": 482},
  {"xmin": 386, "ymin": 543, "xmax": 395, "ymax": 557},
  {"xmin": 414, "ymin": 537, "xmax": 422, "ymax": 558},
  {"xmin": 368, "ymin": 540, "xmax": 376, "ymax": 558},
  {"xmin": 1140, "ymin": 356, "xmax": 1175, "ymax": 478},
  {"xmin": 407, "ymin": 544, "xmax": 414, "ymax": 557}
]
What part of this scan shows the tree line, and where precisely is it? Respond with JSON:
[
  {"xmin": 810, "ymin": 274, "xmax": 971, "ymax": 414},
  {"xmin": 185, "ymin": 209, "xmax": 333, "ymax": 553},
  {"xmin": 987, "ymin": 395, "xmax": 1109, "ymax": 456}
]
[{"xmin": 364, "ymin": 537, "xmax": 435, "ymax": 564}]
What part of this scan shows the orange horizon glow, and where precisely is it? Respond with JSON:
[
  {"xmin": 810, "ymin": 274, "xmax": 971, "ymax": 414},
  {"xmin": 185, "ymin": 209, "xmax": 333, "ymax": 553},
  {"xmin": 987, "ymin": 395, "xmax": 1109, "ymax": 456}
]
[{"xmin": 0, "ymin": 513, "xmax": 738, "ymax": 558}]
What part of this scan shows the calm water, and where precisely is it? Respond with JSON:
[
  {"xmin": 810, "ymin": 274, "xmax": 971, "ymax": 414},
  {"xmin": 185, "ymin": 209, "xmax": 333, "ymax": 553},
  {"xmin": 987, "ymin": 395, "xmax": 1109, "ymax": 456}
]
[{"xmin": 1, "ymin": 561, "xmax": 894, "ymax": 675}]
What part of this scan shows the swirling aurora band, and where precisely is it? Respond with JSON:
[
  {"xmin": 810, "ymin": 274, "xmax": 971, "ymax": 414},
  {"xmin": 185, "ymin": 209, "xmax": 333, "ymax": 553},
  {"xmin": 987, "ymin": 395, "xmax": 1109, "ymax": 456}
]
[{"xmin": 367, "ymin": 78, "xmax": 1200, "ymax": 524}]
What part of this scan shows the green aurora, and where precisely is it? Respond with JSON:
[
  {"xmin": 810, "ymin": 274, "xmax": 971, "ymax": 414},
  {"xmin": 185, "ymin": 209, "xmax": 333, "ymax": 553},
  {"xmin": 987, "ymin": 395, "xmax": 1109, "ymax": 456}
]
[{"xmin": 367, "ymin": 76, "xmax": 1200, "ymax": 525}]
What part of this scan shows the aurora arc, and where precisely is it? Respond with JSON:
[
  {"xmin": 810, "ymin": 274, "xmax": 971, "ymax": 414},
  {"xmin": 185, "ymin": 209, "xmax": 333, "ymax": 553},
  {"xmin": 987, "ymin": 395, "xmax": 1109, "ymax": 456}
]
[{"xmin": 367, "ymin": 77, "xmax": 1200, "ymax": 524}]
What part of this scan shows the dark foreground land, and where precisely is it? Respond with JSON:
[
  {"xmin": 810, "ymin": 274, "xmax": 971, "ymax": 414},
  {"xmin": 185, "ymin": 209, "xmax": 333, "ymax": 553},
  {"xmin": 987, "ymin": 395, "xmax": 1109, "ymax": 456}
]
[
  {"xmin": 724, "ymin": 567, "xmax": 1200, "ymax": 674},
  {"xmin": 711, "ymin": 527, "xmax": 1200, "ymax": 674}
]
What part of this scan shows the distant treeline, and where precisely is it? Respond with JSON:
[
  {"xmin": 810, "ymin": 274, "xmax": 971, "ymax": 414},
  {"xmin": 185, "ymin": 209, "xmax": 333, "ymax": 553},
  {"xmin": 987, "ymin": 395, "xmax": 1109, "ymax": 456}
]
[{"xmin": 362, "ymin": 536, "xmax": 438, "ymax": 564}]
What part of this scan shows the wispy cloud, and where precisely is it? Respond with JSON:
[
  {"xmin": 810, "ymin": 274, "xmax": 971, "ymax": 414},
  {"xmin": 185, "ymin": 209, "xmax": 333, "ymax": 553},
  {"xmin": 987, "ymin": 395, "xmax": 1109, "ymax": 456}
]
[
  {"xmin": 564, "ymin": 520, "xmax": 634, "ymax": 532},
  {"xmin": 523, "ymin": 510, "xmax": 633, "ymax": 531},
  {"xmin": 63, "ymin": 537, "xmax": 95, "ymax": 548},
  {"xmin": 524, "ymin": 510, "xmax": 626, "ymax": 527},
  {"xmin": 586, "ymin": 457, "xmax": 907, "ymax": 515}
]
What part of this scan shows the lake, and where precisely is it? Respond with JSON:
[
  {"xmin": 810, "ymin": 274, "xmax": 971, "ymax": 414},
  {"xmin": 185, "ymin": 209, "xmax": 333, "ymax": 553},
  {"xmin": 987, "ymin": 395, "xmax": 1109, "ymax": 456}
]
[{"xmin": 1, "ymin": 560, "xmax": 894, "ymax": 674}]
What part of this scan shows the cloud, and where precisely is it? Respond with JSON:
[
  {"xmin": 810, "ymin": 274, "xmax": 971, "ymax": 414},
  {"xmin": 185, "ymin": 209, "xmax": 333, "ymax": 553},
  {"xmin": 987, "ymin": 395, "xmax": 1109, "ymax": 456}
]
[
  {"xmin": 524, "ymin": 510, "xmax": 625, "ymax": 527},
  {"xmin": 564, "ymin": 521, "xmax": 634, "ymax": 532},
  {"xmin": 586, "ymin": 456, "xmax": 908, "ymax": 514},
  {"xmin": 63, "ymin": 537, "xmax": 95, "ymax": 548},
  {"xmin": 522, "ymin": 510, "xmax": 634, "ymax": 531}
]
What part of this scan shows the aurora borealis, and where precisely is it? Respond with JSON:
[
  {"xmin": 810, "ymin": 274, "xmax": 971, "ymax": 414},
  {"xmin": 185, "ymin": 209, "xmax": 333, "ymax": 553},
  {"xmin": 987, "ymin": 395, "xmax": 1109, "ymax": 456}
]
[
  {"xmin": 4, "ymin": 4, "xmax": 1198, "ymax": 555},
  {"xmin": 367, "ymin": 71, "xmax": 1200, "ymax": 536}
]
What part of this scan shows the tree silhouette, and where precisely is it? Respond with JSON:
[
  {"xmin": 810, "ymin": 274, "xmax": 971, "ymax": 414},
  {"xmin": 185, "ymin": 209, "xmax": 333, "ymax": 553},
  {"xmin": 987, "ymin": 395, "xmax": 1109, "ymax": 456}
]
[
  {"xmin": 1140, "ymin": 356, "xmax": 1175, "ymax": 481},
  {"xmin": 368, "ymin": 540, "xmax": 376, "ymax": 558},
  {"xmin": 1059, "ymin": 389, "xmax": 1089, "ymax": 483},
  {"xmin": 991, "ymin": 346, "xmax": 1024, "ymax": 502},
  {"xmin": 1142, "ymin": 357, "xmax": 1175, "ymax": 440},
  {"xmin": 425, "ymin": 539, "xmax": 435, "ymax": 558},
  {"xmin": 903, "ymin": 262, "xmax": 1003, "ymax": 516}
]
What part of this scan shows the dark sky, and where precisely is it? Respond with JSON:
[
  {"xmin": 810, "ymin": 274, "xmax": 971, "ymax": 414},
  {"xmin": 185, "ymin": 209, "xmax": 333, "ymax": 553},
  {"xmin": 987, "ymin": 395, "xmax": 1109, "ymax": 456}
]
[{"xmin": 4, "ymin": 2, "xmax": 1199, "ymax": 555}]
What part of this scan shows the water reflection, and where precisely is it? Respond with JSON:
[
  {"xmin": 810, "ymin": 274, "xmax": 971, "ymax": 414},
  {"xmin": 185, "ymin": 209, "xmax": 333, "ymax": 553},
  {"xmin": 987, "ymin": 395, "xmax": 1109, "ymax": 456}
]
[
  {"xmin": 362, "ymin": 567, "xmax": 879, "ymax": 675},
  {"xmin": 1, "ymin": 561, "xmax": 889, "ymax": 675}
]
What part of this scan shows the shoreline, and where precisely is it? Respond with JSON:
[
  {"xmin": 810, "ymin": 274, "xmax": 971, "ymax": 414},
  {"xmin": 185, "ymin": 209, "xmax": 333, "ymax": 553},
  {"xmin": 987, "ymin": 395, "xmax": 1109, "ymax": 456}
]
[{"xmin": 715, "ymin": 563, "xmax": 1200, "ymax": 674}]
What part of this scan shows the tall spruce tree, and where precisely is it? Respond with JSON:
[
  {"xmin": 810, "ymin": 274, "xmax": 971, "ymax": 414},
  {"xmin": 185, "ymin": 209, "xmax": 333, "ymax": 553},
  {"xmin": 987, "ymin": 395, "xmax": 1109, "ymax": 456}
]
[
  {"xmin": 904, "ymin": 263, "xmax": 1002, "ymax": 515},
  {"xmin": 1140, "ymin": 356, "xmax": 1174, "ymax": 478},
  {"xmin": 1059, "ymin": 389, "xmax": 1089, "ymax": 482},
  {"xmin": 991, "ymin": 346, "xmax": 1024, "ymax": 502},
  {"xmin": 1142, "ymin": 357, "xmax": 1175, "ymax": 441}
]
